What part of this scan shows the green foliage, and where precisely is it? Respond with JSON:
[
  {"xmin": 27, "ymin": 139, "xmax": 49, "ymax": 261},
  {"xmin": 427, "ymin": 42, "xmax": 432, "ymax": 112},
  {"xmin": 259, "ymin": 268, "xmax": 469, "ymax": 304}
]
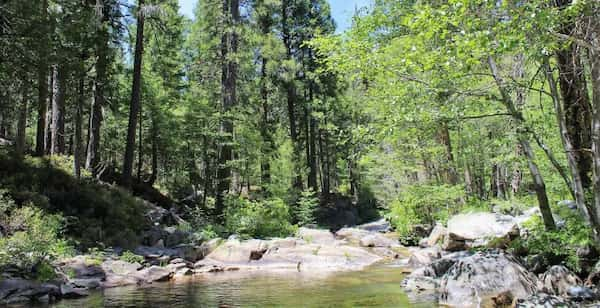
[
  {"xmin": 224, "ymin": 197, "xmax": 295, "ymax": 239},
  {"xmin": 0, "ymin": 154, "xmax": 149, "ymax": 248},
  {"xmin": 387, "ymin": 184, "xmax": 465, "ymax": 236},
  {"xmin": 294, "ymin": 189, "xmax": 319, "ymax": 226},
  {"xmin": 34, "ymin": 261, "xmax": 57, "ymax": 282},
  {"xmin": 0, "ymin": 193, "xmax": 73, "ymax": 274},
  {"xmin": 510, "ymin": 208, "xmax": 594, "ymax": 273},
  {"xmin": 120, "ymin": 251, "xmax": 145, "ymax": 264}
]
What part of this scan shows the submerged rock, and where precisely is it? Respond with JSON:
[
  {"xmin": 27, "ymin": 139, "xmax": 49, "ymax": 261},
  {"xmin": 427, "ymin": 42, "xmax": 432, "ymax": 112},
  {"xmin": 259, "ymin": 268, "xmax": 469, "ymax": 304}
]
[
  {"xmin": 439, "ymin": 250, "xmax": 538, "ymax": 307},
  {"xmin": 401, "ymin": 276, "xmax": 439, "ymax": 303}
]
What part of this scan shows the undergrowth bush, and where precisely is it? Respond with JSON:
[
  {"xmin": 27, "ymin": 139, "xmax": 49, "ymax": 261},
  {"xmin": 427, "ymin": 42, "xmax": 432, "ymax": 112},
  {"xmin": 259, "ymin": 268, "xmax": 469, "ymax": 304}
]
[
  {"xmin": 509, "ymin": 206, "xmax": 594, "ymax": 273},
  {"xmin": 0, "ymin": 191, "xmax": 74, "ymax": 279},
  {"xmin": 120, "ymin": 251, "xmax": 145, "ymax": 264},
  {"xmin": 294, "ymin": 189, "xmax": 319, "ymax": 226},
  {"xmin": 387, "ymin": 184, "xmax": 464, "ymax": 237},
  {"xmin": 0, "ymin": 154, "xmax": 149, "ymax": 249},
  {"xmin": 225, "ymin": 197, "xmax": 295, "ymax": 239}
]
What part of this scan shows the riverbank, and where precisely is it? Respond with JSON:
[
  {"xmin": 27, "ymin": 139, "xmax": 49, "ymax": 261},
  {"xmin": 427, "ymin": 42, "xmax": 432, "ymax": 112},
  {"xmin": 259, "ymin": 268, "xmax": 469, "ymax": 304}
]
[
  {"xmin": 401, "ymin": 207, "xmax": 600, "ymax": 307},
  {"xmin": 0, "ymin": 220, "xmax": 403, "ymax": 305}
]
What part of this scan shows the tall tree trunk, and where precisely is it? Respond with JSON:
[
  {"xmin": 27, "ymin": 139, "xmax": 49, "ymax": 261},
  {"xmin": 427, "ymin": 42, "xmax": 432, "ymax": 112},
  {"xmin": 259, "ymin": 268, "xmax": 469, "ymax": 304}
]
[
  {"xmin": 487, "ymin": 56, "xmax": 556, "ymax": 230},
  {"xmin": 319, "ymin": 127, "xmax": 330, "ymax": 199},
  {"xmin": 544, "ymin": 57, "xmax": 600, "ymax": 235},
  {"xmin": 137, "ymin": 105, "xmax": 143, "ymax": 182},
  {"xmin": 555, "ymin": 0, "xmax": 593, "ymax": 190},
  {"xmin": 437, "ymin": 121, "xmax": 458, "ymax": 185},
  {"xmin": 215, "ymin": 0, "xmax": 239, "ymax": 216},
  {"xmin": 16, "ymin": 85, "xmax": 28, "ymax": 158},
  {"xmin": 259, "ymin": 39, "xmax": 272, "ymax": 189},
  {"xmin": 74, "ymin": 65, "xmax": 84, "ymax": 179},
  {"xmin": 87, "ymin": 0, "xmax": 109, "ymax": 176},
  {"xmin": 44, "ymin": 72, "xmax": 53, "ymax": 155},
  {"xmin": 122, "ymin": 0, "xmax": 145, "ymax": 187},
  {"xmin": 307, "ymin": 86, "xmax": 318, "ymax": 192},
  {"xmin": 149, "ymin": 117, "xmax": 158, "ymax": 185},
  {"xmin": 282, "ymin": 0, "xmax": 303, "ymax": 191},
  {"xmin": 51, "ymin": 65, "xmax": 66, "ymax": 155},
  {"xmin": 587, "ymin": 18, "xmax": 600, "ymax": 237},
  {"xmin": 35, "ymin": 0, "xmax": 49, "ymax": 157}
]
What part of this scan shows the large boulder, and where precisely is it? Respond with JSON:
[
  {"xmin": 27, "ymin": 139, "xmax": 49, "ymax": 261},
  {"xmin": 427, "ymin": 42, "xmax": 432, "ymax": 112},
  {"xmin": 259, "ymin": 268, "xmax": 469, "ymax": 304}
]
[
  {"xmin": 296, "ymin": 227, "xmax": 335, "ymax": 245},
  {"xmin": 135, "ymin": 266, "xmax": 173, "ymax": 283},
  {"xmin": 336, "ymin": 227, "xmax": 397, "ymax": 248},
  {"xmin": 514, "ymin": 293, "xmax": 575, "ymax": 308},
  {"xmin": 439, "ymin": 251, "xmax": 538, "ymax": 307},
  {"xmin": 539, "ymin": 265, "xmax": 582, "ymax": 296},
  {"xmin": 359, "ymin": 234, "xmax": 397, "ymax": 248},
  {"xmin": 197, "ymin": 236, "xmax": 382, "ymax": 272},
  {"xmin": 202, "ymin": 239, "xmax": 268, "ymax": 264},
  {"xmin": 420, "ymin": 224, "xmax": 447, "ymax": 248},
  {"xmin": 335, "ymin": 228, "xmax": 371, "ymax": 244},
  {"xmin": 356, "ymin": 218, "xmax": 391, "ymax": 233},
  {"xmin": 0, "ymin": 279, "xmax": 60, "ymax": 304},
  {"xmin": 406, "ymin": 246, "xmax": 442, "ymax": 268},
  {"xmin": 258, "ymin": 243, "xmax": 382, "ymax": 271},
  {"xmin": 101, "ymin": 260, "xmax": 143, "ymax": 288},
  {"xmin": 199, "ymin": 238, "xmax": 223, "ymax": 256},
  {"xmin": 57, "ymin": 255, "xmax": 105, "ymax": 280},
  {"xmin": 443, "ymin": 212, "xmax": 519, "ymax": 251}
]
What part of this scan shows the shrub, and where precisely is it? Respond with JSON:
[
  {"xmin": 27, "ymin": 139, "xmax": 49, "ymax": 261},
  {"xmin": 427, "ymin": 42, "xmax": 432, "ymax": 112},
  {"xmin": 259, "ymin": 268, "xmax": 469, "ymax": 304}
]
[
  {"xmin": 0, "ymin": 193, "xmax": 74, "ymax": 274},
  {"xmin": 294, "ymin": 189, "xmax": 319, "ymax": 226},
  {"xmin": 510, "ymin": 207, "xmax": 594, "ymax": 273},
  {"xmin": 0, "ymin": 154, "xmax": 149, "ymax": 248},
  {"xmin": 225, "ymin": 197, "xmax": 295, "ymax": 239},
  {"xmin": 387, "ymin": 184, "xmax": 464, "ymax": 237},
  {"xmin": 120, "ymin": 251, "xmax": 144, "ymax": 264}
]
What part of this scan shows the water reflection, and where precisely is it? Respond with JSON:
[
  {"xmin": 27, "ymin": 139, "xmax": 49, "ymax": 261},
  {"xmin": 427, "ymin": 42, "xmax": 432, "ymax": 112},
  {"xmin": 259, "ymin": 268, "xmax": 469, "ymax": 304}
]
[{"xmin": 29, "ymin": 263, "xmax": 426, "ymax": 307}]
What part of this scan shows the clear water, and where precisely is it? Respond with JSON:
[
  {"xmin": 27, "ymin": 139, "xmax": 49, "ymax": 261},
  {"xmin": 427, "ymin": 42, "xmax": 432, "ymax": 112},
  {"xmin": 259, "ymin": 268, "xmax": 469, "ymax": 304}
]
[{"xmin": 31, "ymin": 262, "xmax": 429, "ymax": 308}]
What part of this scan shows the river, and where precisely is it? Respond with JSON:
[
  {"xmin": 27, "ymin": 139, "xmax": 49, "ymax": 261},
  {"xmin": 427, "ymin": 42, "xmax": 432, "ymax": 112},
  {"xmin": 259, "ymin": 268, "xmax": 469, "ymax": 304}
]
[{"xmin": 29, "ymin": 261, "xmax": 429, "ymax": 308}]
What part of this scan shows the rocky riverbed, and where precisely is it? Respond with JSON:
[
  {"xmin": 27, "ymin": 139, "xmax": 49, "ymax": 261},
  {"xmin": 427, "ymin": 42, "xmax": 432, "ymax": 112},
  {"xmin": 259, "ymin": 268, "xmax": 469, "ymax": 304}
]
[
  {"xmin": 0, "ymin": 219, "xmax": 404, "ymax": 305},
  {"xmin": 401, "ymin": 207, "xmax": 600, "ymax": 307},
  {"xmin": 5, "ymin": 205, "xmax": 600, "ymax": 307}
]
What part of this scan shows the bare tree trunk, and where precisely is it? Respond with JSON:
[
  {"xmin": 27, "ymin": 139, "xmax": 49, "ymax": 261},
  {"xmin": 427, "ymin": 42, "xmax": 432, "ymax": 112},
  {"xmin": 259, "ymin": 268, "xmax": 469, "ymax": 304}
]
[
  {"xmin": 137, "ymin": 105, "xmax": 143, "ymax": 182},
  {"xmin": 16, "ymin": 85, "xmax": 28, "ymax": 158},
  {"xmin": 259, "ymin": 55, "xmax": 272, "ymax": 189},
  {"xmin": 44, "ymin": 71, "xmax": 53, "ymax": 155},
  {"xmin": 488, "ymin": 55, "xmax": 556, "ymax": 230},
  {"xmin": 437, "ymin": 121, "xmax": 458, "ymax": 185},
  {"xmin": 51, "ymin": 65, "xmax": 66, "ymax": 155},
  {"xmin": 35, "ymin": 0, "xmax": 49, "ymax": 157},
  {"xmin": 308, "ymin": 90, "xmax": 318, "ymax": 193},
  {"xmin": 87, "ymin": 0, "xmax": 109, "ymax": 176},
  {"xmin": 74, "ymin": 65, "xmax": 85, "ymax": 179},
  {"xmin": 148, "ymin": 117, "xmax": 158, "ymax": 185},
  {"xmin": 122, "ymin": 0, "xmax": 145, "ymax": 187},
  {"xmin": 36, "ymin": 67, "xmax": 49, "ymax": 157}
]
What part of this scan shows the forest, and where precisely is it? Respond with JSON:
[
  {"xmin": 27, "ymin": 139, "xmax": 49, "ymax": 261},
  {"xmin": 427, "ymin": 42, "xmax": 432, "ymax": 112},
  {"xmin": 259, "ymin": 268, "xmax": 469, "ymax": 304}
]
[{"xmin": 1, "ymin": 0, "xmax": 600, "ymax": 307}]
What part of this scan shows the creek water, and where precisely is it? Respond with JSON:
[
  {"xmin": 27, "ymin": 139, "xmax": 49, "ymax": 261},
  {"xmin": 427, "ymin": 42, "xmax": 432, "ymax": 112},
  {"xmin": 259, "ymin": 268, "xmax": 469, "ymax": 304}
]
[{"xmin": 37, "ymin": 261, "xmax": 430, "ymax": 308}]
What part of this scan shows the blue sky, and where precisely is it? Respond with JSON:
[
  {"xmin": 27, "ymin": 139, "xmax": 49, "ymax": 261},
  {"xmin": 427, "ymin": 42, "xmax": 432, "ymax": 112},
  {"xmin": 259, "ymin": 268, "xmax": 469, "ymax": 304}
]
[{"xmin": 177, "ymin": 0, "xmax": 372, "ymax": 33}]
